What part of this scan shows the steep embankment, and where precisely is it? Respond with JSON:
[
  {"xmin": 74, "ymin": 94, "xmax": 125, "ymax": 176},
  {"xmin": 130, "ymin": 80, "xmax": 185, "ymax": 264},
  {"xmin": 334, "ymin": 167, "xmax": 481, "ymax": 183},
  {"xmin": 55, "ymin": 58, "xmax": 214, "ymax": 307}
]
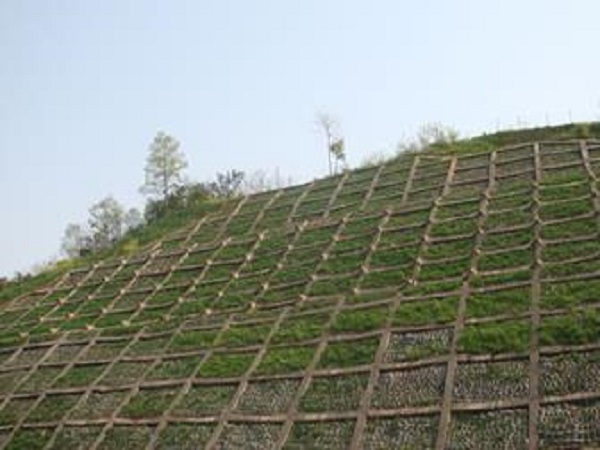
[{"xmin": 0, "ymin": 129, "xmax": 599, "ymax": 448}]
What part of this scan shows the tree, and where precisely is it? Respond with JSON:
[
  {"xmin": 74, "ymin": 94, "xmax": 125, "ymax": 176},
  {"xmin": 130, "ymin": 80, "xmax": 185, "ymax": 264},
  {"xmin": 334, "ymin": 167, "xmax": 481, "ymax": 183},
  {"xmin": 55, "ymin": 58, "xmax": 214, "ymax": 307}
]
[
  {"xmin": 141, "ymin": 131, "xmax": 188, "ymax": 200},
  {"xmin": 88, "ymin": 196, "xmax": 126, "ymax": 250},
  {"xmin": 61, "ymin": 223, "xmax": 90, "ymax": 258},
  {"xmin": 206, "ymin": 170, "xmax": 245, "ymax": 198},
  {"xmin": 317, "ymin": 113, "xmax": 346, "ymax": 175},
  {"xmin": 124, "ymin": 208, "xmax": 144, "ymax": 231}
]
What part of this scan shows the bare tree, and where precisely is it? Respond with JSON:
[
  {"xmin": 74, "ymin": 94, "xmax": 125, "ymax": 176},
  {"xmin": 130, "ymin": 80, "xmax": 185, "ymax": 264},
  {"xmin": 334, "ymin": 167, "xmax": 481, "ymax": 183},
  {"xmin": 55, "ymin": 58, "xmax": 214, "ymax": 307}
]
[
  {"xmin": 397, "ymin": 122, "xmax": 459, "ymax": 153},
  {"xmin": 317, "ymin": 113, "xmax": 346, "ymax": 175},
  {"xmin": 140, "ymin": 131, "xmax": 188, "ymax": 200}
]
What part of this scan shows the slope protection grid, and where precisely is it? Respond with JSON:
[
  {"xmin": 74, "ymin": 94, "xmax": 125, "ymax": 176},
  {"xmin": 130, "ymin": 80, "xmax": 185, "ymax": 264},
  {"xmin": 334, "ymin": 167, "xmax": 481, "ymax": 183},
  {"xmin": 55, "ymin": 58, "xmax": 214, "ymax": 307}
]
[{"xmin": 0, "ymin": 140, "xmax": 600, "ymax": 449}]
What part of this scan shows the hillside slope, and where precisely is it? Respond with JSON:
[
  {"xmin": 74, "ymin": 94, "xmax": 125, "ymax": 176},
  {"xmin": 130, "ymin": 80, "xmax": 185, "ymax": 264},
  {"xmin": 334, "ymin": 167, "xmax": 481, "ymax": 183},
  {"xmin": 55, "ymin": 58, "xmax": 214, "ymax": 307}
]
[{"xmin": 1, "ymin": 136, "xmax": 600, "ymax": 449}]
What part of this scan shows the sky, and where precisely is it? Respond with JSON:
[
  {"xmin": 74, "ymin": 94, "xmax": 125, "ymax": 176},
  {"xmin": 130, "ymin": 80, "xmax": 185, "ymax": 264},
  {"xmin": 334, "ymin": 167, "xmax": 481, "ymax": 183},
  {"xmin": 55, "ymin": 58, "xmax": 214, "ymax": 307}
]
[{"xmin": 1, "ymin": 0, "xmax": 599, "ymax": 277}]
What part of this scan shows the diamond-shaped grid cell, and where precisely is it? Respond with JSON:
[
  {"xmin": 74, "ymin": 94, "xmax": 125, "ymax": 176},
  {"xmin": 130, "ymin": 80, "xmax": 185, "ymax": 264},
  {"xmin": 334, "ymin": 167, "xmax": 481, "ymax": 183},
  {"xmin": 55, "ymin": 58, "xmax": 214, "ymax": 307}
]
[
  {"xmin": 120, "ymin": 386, "xmax": 180, "ymax": 419},
  {"xmin": 215, "ymin": 422, "xmax": 282, "ymax": 450},
  {"xmin": 155, "ymin": 423, "xmax": 215, "ymax": 450},
  {"xmin": 99, "ymin": 361, "xmax": 152, "ymax": 387},
  {"xmin": 384, "ymin": 329, "xmax": 452, "ymax": 363},
  {"xmin": 26, "ymin": 393, "xmax": 81, "ymax": 424},
  {"xmin": 372, "ymin": 366, "xmax": 446, "ymax": 408},
  {"xmin": 299, "ymin": 373, "xmax": 368, "ymax": 412},
  {"xmin": 236, "ymin": 378, "xmax": 301, "ymax": 415},
  {"xmin": 69, "ymin": 390, "xmax": 129, "ymax": 420},
  {"xmin": 363, "ymin": 415, "xmax": 438, "ymax": 449},
  {"xmin": 0, "ymin": 396, "xmax": 37, "ymax": 426},
  {"xmin": 448, "ymin": 409, "xmax": 528, "ymax": 449},
  {"xmin": 284, "ymin": 420, "xmax": 355, "ymax": 449},
  {"xmin": 97, "ymin": 425, "xmax": 155, "ymax": 450},
  {"xmin": 540, "ymin": 400, "xmax": 600, "ymax": 448},
  {"xmin": 171, "ymin": 383, "xmax": 237, "ymax": 418},
  {"xmin": 540, "ymin": 351, "xmax": 600, "ymax": 397},
  {"xmin": 52, "ymin": 425, "xmax": 104, "ymax": 450},
  {"xmin": 453, "ymin": 360, "xmax": 529, "ymax": 403},
  {"xmin": 4, "ymin": 427, "xmax": 54, "ymax": 450}
]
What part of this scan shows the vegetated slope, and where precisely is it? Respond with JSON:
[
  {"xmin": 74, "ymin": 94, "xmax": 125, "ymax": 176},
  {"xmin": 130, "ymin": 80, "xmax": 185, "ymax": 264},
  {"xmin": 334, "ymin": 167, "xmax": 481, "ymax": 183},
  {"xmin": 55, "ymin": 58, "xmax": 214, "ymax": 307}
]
[{"xmin": 1, "ymin": 136, "xmax": 600, "ymax": 449}]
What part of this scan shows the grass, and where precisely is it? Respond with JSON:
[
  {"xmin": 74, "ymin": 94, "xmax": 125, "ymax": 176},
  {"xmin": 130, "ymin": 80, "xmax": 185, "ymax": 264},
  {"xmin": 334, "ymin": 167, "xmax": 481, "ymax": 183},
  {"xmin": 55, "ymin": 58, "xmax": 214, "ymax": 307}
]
[
  {"xmin": 458, "ymin": 321, "xmax": 530, "ymax": 354},
  {"xmin": 361, "ymin": 267, "xmax": 406, "ymax": 289},
  {"xmin": 466, "ymin": 287, "xmax": 530, "ymax": 318},
  {"xmin": 478, "ymin": 248, "xmax": 532, "ymax": 271},
  {"xmin": 539, "ymin": 198, "xmax": 593, "ymax": 221},
  {"xmin": 27, "ymin": 393, "xmax": 81, "ymax": 423},
  {"xmin": 539, "ymin": 309, "xmax": 600, "ymax": 346},
  {"xmin": 256, "ymin": 346, "xmax": 315, "ymax": 375},
  {"xmin": 393, "ymin": 297, "xmax": 458, "ymax": 326},
  {"xmin": 272, "ymin": 313, "xmax": 329, "ymax": 344},
  {"xmin": 54, "ymin": 363, "xmax": 107, "ymax": 388},
  {"xmin": 318, "ymin": 337, "xmax": 379, "ymax": 369},
  {"xmin": 169, "ymin": 329, "xmax": 218, "ymax": 353},
  {"xmin": 541, "ymin": 279, "xmax": 600, "ymax": 309},
  {"xmin": 370, "ymin": 246, "xmax": 417, "ymax": 267},
  {"xmin": 541, "ymin": 217, "xmax": 597, "ymax": 240},
  {"xmin": 198, "ymin": 351, "xmax": 255, "ymax": 378},
  {"xmin": 217, "ymin": 323, "xmax": 272, "ymax": 347},
  {"xmin": 331, "ymin": 305, "xmax": 390, "ymax": 333}
]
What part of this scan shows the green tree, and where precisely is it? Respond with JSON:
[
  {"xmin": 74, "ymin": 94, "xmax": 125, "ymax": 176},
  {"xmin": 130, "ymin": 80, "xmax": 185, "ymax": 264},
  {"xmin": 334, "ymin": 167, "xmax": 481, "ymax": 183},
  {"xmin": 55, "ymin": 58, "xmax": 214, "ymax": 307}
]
[
  {"xmin": 317, "ymin": 113, "xmax": 346, "ymax": 175},
  {"xmin": 88, "ymin": 196, "xmax": 126, "ymax": 249},
  {"xmin": 141, "ymin": 131, "xmax": 188, "ymax": 200}
]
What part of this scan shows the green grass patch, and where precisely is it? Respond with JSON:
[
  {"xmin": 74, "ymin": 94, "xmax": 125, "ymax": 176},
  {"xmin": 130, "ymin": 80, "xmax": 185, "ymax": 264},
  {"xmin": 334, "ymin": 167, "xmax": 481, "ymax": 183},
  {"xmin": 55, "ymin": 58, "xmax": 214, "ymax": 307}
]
[
  {"xmin": 541, "ymin": 167, "xmax": 588, "ymax": 185},
  {"xmin": 361, "ymin": 267, "xmax": 406, "ymax": 289},
  {"xmin": 466, "ymin": 287, "xmax": 530, "ymax": 318},
  {"xmin": 54, "ymin": 363, "xmax": 108, "ymax": 388},
  {"xmin": 332, "ymin": 235, "xmax": 374, "ymax": 254},
  {"xmin": 539, "ymin": 182, "xmax": 590, "ymax": 201},
  {"xmin": 198, "ymin": 351, "xmax": 255, "ymax": 378},
  {"xmin": 52, "ymin": 426, "xmax": 104, "ymax": 450},
  {"xmin": 541, "ymin": 279, "xmax": 600, "ymax": 309},
  {"xmin": 27, "ymin": 393, "xmax": 81, "ymax": 423},
  {"xmin": 539, "ymin": 198, "xmax": 593, "ymax": 221},
  {"xmin": 256, "ymin": 346, "xmax": 315, "ymax": 375},
  {"xmin": 393, "ymin": 297, "xmax": 458, "ymax": 326},
  {"xmin": 169, "ymin": 329, "xmax": 218, "ymax": 353},
  {"xmin": 309, "ymin": 277, "xmax": 354, "ymax": 296},
  {"xmin": 342, "ymin": 216, "xmax": 382, "ymax": 236},
  {"xmin": 386, "ymin": 209, "xmax": 431, "ymax": 228},
  {"xmin": 331, "ymin": 305, "xmax": 389, "ymax": 333},
  {"xmin": 69, "ymin": 390, "xmax": 129, "ymax": 420},
  {"xmin": 419, "ymin": 259, "xmax": 470, "ymax": 281},
  {"xmin": 0, "ymin": 397, "xmax": 37, "ymax": 425},
  {"xmin": 429, "ymin": 218, "xmax": 477, "ymax": 238},
  {"xmin": 318, "ymin": 337, "xmax": 379, "ymax": 369},
  {"xmin": 217, "ymin": 323, "xmax": 272, "ymax": 347},
  {"xmin": 272, "ymin": 313, "xmax": 329, "ymax": 344},
  {"xmin": 436, "ymin": 200, "xmax": 480, "ymax": 219},
  {"xmin": 542, "ymin": 239, "xmax": 600, "ymax": 262},
  {"xmin": 540, "ymin": 309, "xmax": 600, "ymax": 346},
  {"xmin": 403, "ymin": 279, "xmax": 463, "ymax": 296},
  {"xmin": 485, "ymin": 208, "xmax": 532, "ymax": 230},
  {"xmin": 542, "ymin": 257, "xmax": 600, "ymax": 278},
  {"xmin": 471, "ymin": 269, "xmax": 531, "ymax": 288},
  {"xmin": 370, "ymin": 246, "xmax": 418, "ymax": 267},
  {"xmin": 271, "ymin": 263, "xmax": 315, "ymax": 284},
  {"xmin": 478, "ymin": 248, "xmax": 532, "ymax": 271},
  {"xmin": 487, "ymin": 194, "xmax": 531, "ymax": 211},
  {"xmin": 97, "ymin": 425, "xmax": 153, "ymax": 450},
  {"xmin": 481, "ymin": 228, "xmax": 532, "ymax": 251},
  {"xmin": 319, "ymin": 252, "xmax": 365, "ymax": 275},
  {"xmin": 4, "ymin": 428, "xmax": 54, "ymax": 450},
  {"xmin": 458, "ymin": 321, "xmax": 530, "ymax": 354},
  {"xmin": 541, "ymin": 217, "xmax": 597, "ymax": 240},
  {"xmin": 424, "ymin": 239, "xmax": 473, "ymax": 260},
  {"xmin": 378, "ymin": 226, "xmax": 425, "ymax": 247},
  {"xmin": 126, "ymin": 336, "xmax": 171, "ymax": 356}
]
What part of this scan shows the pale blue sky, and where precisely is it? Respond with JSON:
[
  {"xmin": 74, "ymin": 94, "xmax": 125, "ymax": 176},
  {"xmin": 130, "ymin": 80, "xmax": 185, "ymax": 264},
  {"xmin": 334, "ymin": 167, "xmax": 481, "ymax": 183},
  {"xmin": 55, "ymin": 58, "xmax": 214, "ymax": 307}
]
[{"xmin": 1, "ymin": 0, "xmax": 599, "ymax": 276}]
